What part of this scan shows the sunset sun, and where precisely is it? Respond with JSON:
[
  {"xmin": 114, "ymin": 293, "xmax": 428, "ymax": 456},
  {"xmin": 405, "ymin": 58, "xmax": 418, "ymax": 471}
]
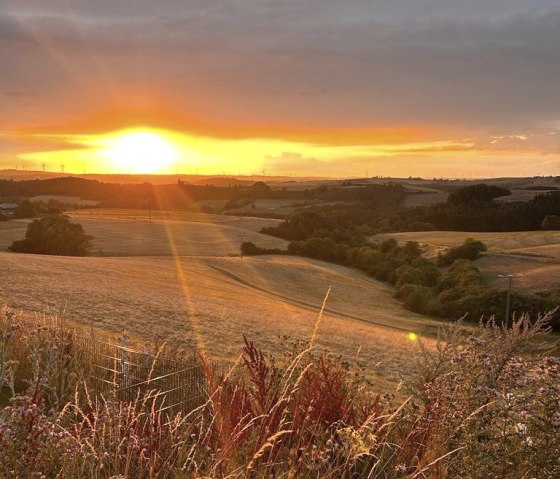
[{"xmin": 104, "ymin": 131, "xmax": 178, "ymax": 174}]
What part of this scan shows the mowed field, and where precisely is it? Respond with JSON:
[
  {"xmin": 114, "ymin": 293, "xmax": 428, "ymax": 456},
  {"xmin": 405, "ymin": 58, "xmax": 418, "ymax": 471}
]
[
  {"xmin": 376, "ymin": 231, "xmax": 560, "ymax": 294},
  {"xmin": 0, "ymin": 209, "xmax": 445, "ymax": 390},
  {"xmin": 0, "ymin": 252, "xmax": 438, "ymax": 391},
  {"xmin": 0, "ymin": 209, "xmax": 288, "ymax": 256}
]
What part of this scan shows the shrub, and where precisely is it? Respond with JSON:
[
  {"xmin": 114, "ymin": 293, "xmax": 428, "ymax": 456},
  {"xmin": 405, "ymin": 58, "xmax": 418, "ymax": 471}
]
[
  {"xmin": 397, "ymin": 284, "xmax": 433, "ymax": 314},
  {"xmin": 412, "ymin": 314, "xmax": 560, "ymax": 478},
  {"xmin": 380, "ymin": 238, "xmax": 398, "ymax": 253},
  {"xmin": 241, "ymin": 241, "xmax": 261, "ymax": 256},
  {"xmin": 437, "ymin": 238, "xmax": 487, "ymax": 267},
  {"xmin": 241, "ymin": 241, "xmax": 286, "ymax": 256}
]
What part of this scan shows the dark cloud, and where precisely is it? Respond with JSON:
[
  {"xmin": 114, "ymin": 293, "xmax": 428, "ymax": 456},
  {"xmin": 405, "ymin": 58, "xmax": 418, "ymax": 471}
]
[{"xmin": 1, "ymin": 0, "xmax": 560, "ymax": 161}]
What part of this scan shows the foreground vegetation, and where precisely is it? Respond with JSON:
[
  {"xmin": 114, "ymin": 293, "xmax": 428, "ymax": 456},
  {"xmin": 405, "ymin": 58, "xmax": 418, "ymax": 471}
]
[{"xmin": 1, "ymin": 305, "xmax": 559, "ymax": 478}]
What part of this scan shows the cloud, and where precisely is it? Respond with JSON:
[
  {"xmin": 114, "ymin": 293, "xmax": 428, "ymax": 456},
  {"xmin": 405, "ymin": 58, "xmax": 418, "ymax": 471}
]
[
  {"xmin": 2, "ymin": 1, "xmax": 560, "ymax": 131},
  {"xmin": 2, "ymin": 1, "xmax": 560, "ymax": 175},
  {"xmin": 475, "ymin": 131, "xmax": 560, "ymax": 155},
  {"xmin": 264, "ymin": 151, "xmax": 399, "ymax": 177}
]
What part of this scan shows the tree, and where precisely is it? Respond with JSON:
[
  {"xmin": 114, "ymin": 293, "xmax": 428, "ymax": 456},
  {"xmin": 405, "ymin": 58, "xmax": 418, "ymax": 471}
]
[
  {"xmin": 241, "ymin": 241, "xmax": 260, "ymax": 256},
  {"xmin": 437, "ymin": 238, "xmax": 487, "ymax": 267},
  {"xmin": 541, "ymin": 215, "xmax": 560, "ymax": 230},
  {"xmin": 13, "ymin": 199, "xmax": 35, "ymax": 219},
  {"xmin": 10, "ymin": 215, "xmax": 93, "ymax": 256},
  {"xmin": 447, "ymin": 184, "xmax": 511, "ymax": 205},
  {"xmin": 396, "ymin": 284, "xmax": 432, "ymax": 314}
]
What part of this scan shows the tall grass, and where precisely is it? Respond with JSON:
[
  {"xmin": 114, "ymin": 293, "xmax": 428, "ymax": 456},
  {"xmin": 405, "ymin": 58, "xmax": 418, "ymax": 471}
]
[{"xmin": 1, "ymin": 304, "xmax": 559, "ymax": 478}]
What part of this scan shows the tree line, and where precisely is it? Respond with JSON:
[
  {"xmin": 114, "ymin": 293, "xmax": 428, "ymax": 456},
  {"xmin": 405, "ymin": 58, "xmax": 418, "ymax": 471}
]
[
  {"xmin": 378, "ymin": 186, "xmax": 560, "ymax": 232},
  {"xmin": 246, "ymin": 236, "xmax": 560, "ymax": 330},
  {"xmin": 0, "ymin": 177, "xmax": 406, "ymax": 212}
]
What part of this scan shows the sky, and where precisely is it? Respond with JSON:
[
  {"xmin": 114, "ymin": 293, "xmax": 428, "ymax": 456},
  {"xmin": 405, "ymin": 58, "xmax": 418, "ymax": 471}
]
[{"xmin": 1, "ymin": 0, "xmax": 559, "ymax": 177}]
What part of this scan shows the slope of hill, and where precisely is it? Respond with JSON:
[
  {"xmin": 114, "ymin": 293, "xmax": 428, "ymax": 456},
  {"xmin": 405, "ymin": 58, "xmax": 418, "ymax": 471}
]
[{"xmin": 0, "ymin": 252, "xmax": 437, "ymax": 391}]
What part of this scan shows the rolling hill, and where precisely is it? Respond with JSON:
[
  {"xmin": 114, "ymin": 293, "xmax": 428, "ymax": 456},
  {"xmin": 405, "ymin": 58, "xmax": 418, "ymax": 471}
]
[{"xmin": 0, "ymin": 252, "xmax": 437, "ymax": 391}]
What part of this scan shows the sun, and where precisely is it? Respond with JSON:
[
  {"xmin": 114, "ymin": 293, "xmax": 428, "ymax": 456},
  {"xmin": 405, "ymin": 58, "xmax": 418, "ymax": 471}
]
[{"xmin": 103, "ymin": 131, "xmax": 178, "ymax": 173}]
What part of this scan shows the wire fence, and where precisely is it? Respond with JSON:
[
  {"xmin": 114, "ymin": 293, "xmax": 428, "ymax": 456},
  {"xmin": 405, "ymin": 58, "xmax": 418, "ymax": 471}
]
[
  {"xmin": 71, "ymin": 333, "xmax": 218, "ymax": 416},
  {"xmin": 5, "ymin": 313, "xmax": 224, "ymax": 417}
]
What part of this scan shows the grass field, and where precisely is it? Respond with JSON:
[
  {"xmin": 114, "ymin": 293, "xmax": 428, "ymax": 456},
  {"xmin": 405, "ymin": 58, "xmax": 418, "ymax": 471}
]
[
  {"xmin": 0, "ymin": 252, "xmax": 438, "ymax": 390},
  {"xmin": 0, "ymin": 209, "xmax": 287, "ymax": 256},
  {"xmin": 3, "ymin": 208, "xmax": 560, "ymax": 391},
  {"xmin": 0, "ymin": 219, "xmax": 31, "ymax": 251},
  {"xmin": 0, "ymin": 209, "xmax": 441, "ymax": 390},
  {"xmin": 375, "ymin": 230, "xmax": 560, "ymax": 255},
  {"xmin": 30, "ymin": 195, "xmax": 100, "ymax": 206}
]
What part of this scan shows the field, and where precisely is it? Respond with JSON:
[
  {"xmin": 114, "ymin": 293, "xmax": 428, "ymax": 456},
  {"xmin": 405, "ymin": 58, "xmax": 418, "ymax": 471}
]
[
  {"xmin": 1, "ymin": 209, "xmax": 288, "ymax": 256},
  {"xmin": 375, "ymin": 230, "xmax": 560, "ymax": 254},
  {"xmin": 377, "ymin": 230, "xmax": 560, "ymax": 294},
  {"xmin": 0, "ymin": 219, "xmax": 31, "ymax": 251},
  {"xmin": 30, "ymin": 195, "xmax": 100, "ymax": 206},
  {"xmin": 0, "ymin": 252, "xmax": 438, "ymax": 391},
  {"xmin": 221, "ymin": 198, "xmax": 320, "ymax": 216},
  {"xmin": 0, "ymin": 209, "xmax": 445, "ymax": 391}
]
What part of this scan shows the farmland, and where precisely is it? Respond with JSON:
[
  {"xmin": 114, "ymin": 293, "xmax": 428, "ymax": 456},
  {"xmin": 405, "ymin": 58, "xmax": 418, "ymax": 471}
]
[
  {"xmin": 5, "ymin": 207, "xmax": 558, "ymax": 386},
  {"xmin": 0, "ymin": 209, "xmax": 444, "ymax": 390},
  {"xmin": 0, "ymin": 209, "xmax": 288, "ymax": 256},
  {"xmin": 0, "ymin": 252, "xmax": 437, "ymax": 391},
  {"xmin": 375, "ymin": 230, "xmax": 560, "ymax": 255}
]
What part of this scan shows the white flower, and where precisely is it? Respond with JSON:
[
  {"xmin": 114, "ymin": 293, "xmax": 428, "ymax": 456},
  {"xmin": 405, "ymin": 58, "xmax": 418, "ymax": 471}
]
[{"xmin": 515, "ymin": 423, "xmax": 528, "ymax": 435}]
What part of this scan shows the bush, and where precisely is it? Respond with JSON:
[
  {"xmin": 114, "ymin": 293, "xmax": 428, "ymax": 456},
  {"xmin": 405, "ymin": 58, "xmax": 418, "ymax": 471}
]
[
  {"xmin": 10, "ymin": 215, "xmax": 93, "ymax": 256},
  {"xmin": 241, "ymin": 241, "xmax": 261, "ymax": 256},
  {"xmin": 438, "ymin": 259, "xmax": 485, "ymax": 293},
  {"xmin": 380, "ymin": 238, "xmax": 398, "ymax": 253},
  {"xmin": 397, "ymin": 284, "xmax": 433, "ymax": 314},
  {"xmin": 241, "ymin": 241, "xmax": 286, "ymax": 256},
  {"xmin": 437, "ymin": 238, "xmax": 487, "ymax": 267}
]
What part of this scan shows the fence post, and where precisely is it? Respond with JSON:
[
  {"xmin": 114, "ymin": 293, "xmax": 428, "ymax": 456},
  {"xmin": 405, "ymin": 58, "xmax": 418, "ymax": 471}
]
[{"xmin": 119, "ymin": 332, "xmax": 129, "ymax": 400}]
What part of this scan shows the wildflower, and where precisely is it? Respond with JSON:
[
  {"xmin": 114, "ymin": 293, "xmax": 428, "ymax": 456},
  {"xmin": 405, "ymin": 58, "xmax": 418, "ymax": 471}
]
[
  {"xmin": 467, "ymin": 336, "xmax": 485, "ymax": 346},
  {"xmin": 515, "ymin": 423, "xmax": 528, "ymax": 435}
]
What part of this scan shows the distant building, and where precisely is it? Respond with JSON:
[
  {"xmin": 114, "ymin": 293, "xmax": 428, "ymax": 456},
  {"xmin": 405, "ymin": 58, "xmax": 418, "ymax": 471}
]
[{"xmin": 0, "ymin": 202, "xmax": 18, "ymax": 215}]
